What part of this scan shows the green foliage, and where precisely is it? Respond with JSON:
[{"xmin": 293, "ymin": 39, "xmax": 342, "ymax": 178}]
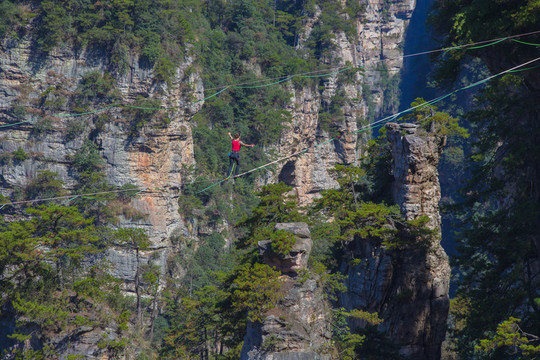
[
  {"xmin": 332, "ymin": 307, "xmax": 383, "ymax": 360},
  {"xmin": 37, "ymin": 0, "xmax": 71, "ymax": 52},
  {"xmin": 114, "ymin": 227, "xmax": 150, "ymax": 251},
  {"xmin": 232, "ymin": 262, "xmax": 282, "ymax": 322},
  {"xmin": 336, "ymin": 201, "xmax": 400, "ymax": 244},
  {"xmin": 430, "ymin": 2, "xmax": 540, "ymax": 357},
  {"xmin": 269, "ymin": 229, "xmax": 296, "ymax": 255},
  {"xmin": 74, "ymin": 71, "xmax": 118, "ymax": 110},
  {"xmin": 311, "ymin": 260, "xmax": 347, "ymax": 301},
  {"xmin": 319, "ymin": 90, "xmax": 349, "ymax": 133},
  {"xmin": 0, "ymin": 1, "xmax": 21, "ymax": 39},
  {"xmin": 27, "ymin": 0, "xmax": 196, "ymax": 66},
  {"xmin": 429, "ymin": 0, "xmax": 540, "ymax": 84},
  {"xmin": 178, "ymin": 232, "xmax": 235, "ymax": 292},
  {"xmin": 348, "ymin": 309, "xmax": 383, "ymax": 326},
  {"xmin": 177, "ymin": 194, "xmax": 203, "ymax": 218},
  {"xmin": 0, "ymin": 203, "xmax": 132, "ymax": 358},
  {"xmin": 383, "ymin": 215, "xmax": 438, "ymax": 250},
  {"xmin": 154, "ymin": 57, "xmax": 176, "ymax": 86},
  {"xmin": 71, "ymin": 139, "xmax": 104, "ymax": 173},
  {"xmin": 161, "ymin": 285, "xmax": 228, "ymax": 359},
  {"xmin": 12, "ymin": 293, "xmax": 70, "ymax": 331},
  {"xmin": 26, "ymin": 205, "xmax": 100, "ymax": 288},
  {"xmin": 39, "ymin": 84, "xmax": 67, "ymax": 111},
  {"xmin": 237, "ymin": 182, "xmax": 306, "ymax": 248},
  {"xmin": 476, "ymin": 317, "xmax": 540, "ymax": 358},
  {"xmin": 399, "ymin": 98, "xmax": 469, "ymax": 139},
  {"xmin": 11, "ymin": 147, "xmax": 28, "ymax": 162},
  {"xmin": 6, "ymin": 344, "xmax": 58, "ymax": 360},
  {"xmin": 313, "ymin": 166, "xmax": 401, "ymax": 248},
  {"xmin": 305, "ymin": 1, "xmax": 361, "ymax": 58},
  {"xmin": 24, "ymin": 170, "xmax": 65, "ymax": 201}
]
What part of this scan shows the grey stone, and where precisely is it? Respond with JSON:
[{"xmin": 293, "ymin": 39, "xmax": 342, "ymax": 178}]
[{"xmin": 259, "ymin": 223, "xmax": 312, "ymax": 275}]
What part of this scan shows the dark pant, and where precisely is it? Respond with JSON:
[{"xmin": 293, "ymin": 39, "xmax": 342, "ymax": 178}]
[{"xmin": 228, "ymin": 152, "xmax": 239, "ymax": 177}]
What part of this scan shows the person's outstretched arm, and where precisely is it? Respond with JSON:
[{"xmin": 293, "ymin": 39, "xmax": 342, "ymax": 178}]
[
  {"xmin": 228, "ymin": 132, "xmax": 234, "ymax": 140},
  {"xmin": 240, "ymin": 141, "xmax": 254, "ymax": 147}
]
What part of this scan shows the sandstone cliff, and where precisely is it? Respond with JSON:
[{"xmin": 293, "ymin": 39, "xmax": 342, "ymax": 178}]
[
  {"xmin": 339, "ymin": 122, "xmax": 450, "ymax": 359},
  {"xmin": 0, "ymin": 40, "xmax": 202, "ymax": 281}
]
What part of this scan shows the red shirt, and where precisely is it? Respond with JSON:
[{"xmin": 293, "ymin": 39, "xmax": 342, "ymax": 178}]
[{"xmin": 232, "ymin": 140, "xmax": 241, "ymax": 152}]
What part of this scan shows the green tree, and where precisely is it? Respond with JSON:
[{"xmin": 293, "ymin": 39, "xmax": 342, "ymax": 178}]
[
  {"xmin": 12, "ymin": 147, "xmax": 28, "ymax": 162},
  {"xmin": 231, "ymin": 262, "xmax": 282, "ymax": 322},
  {"xmin": 161, "ymin": 285, "xmax": 226, "ymax": 359},
  {"xmin": 141, "ymin": 264, "xmax": 161, "ymax": 340},
  {"xmin": 24, "ymin": 170, "xmax": 65, "ymax": 201},
  {"xmin": 71, "ymin": 139, "xmax": 104, "ymax": 173},
  {"xmin": 400, "ymin": 98, "xmax": 468, "ymax": 139},
  {"xmin": 312, "ymin": 165, "xmax": 401, "ymax": 250},
  {"xmin": 476, "ymin": 317, "xmax": 540, "ymax": 358},
  {"xmin": 27, "ymin": 205, "xmax": 100, "ymax": 290}
]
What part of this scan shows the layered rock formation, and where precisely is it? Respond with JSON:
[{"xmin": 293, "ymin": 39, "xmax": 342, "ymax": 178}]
[
  {"xmin": 0, "ymin": 1, "xmax": 440, "ymax": 357},
  {"xmin": 339, "ymin": 122, "xmax": 450, "ymax": 359},
  {"xmin": 0, "ymin": 40, "xmax": 202, "ymax": 283},
  {"xmin": 241, "ymin": 223, "xmax": 333, "ymax": 360}
]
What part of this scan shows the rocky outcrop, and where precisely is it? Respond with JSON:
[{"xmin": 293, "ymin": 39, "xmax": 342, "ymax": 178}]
[
  {"xmin": 339, "ymin": 122, "xmax": 450, "ymax": 359},
  {"xmin": 258, "ymin": 223, "xmax": 313, "ymax": 275},
  {"xmin": 241, "ymin": 223, "xmax": 333, "ymax": 360},
  {"xmin": 0, "ymin": 1, "xmax": 428, "ymax": 357},
  {"xmin": 386, "ymin": 122, "xmax": 446, "ymax": 231}
]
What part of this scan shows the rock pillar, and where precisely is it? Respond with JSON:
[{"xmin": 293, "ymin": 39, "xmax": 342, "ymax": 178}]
[
  {"xmin": 340, "ymin": 123, "xmax": 450, "ymax": 359},
  {"xmin": 240, "ymin": 223, "xmax": 332, "ymax": 360}
]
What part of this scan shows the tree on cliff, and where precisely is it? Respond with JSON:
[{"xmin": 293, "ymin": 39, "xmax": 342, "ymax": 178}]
[
  {"xmin": 161, "ymin": 184, "xmax": 297, "ymax": 359},
  {"xmin": 0, "ymin": 205, "xmax": 135, "ymax": 358}
]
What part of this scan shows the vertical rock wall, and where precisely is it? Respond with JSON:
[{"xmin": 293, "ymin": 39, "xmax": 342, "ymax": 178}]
[
  {"xmin": 264, "ymin": 0, "xmax": 415, "ymax": 206},
  {"xmin": 339, "ymin": 123, "xmax": 450, "ymax": 359},
  {"xmin": 0, "ymin": 41, "xmax": 202, "ymax": 283}
]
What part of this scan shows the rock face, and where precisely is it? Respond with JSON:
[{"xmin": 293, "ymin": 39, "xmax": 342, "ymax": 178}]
[
  {"xmin": 265, "ymin": 0, "xmax": 415, "ymax": 206},
  {"xmin": 0, "ymin": 40, "xmax": 202, "ymax": 281},
  {"xmin": 0, "ymin": 1, "xmax": 435, "ymax": 357},
  {"xmin": 386, "ymin": 122, "xmax": 445, "ymax": 231},
  {"xmin": 258, "ymin": 223, "xmax": 313, "ymax": 275},
  {"xmin": 339, "ymin": 123, "xmax": 450, "ymax": 359},
  {"xmin": 241, "ymin": 223, "xmax": 332, "ymax": 360}
]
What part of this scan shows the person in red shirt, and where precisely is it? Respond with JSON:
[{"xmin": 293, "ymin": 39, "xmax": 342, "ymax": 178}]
[{"xmin": 228, "ymin": 132, "xmax": 254, "ymax": 178}]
